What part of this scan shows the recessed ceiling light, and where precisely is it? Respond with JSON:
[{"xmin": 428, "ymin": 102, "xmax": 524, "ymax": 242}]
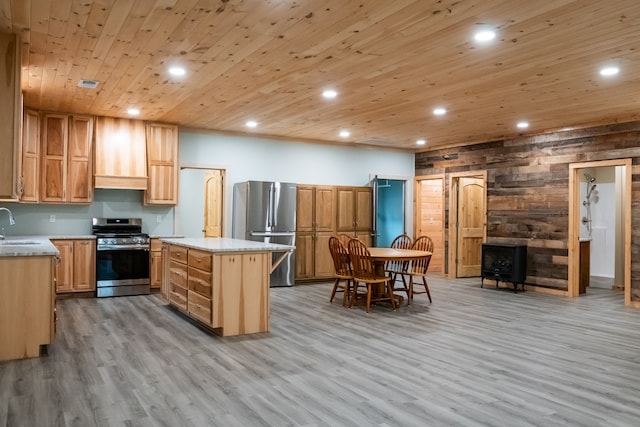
[
  {"xmin": 517, "ymin": 121, "xmax": 529, "ymax": 129},
  {"xmin": 474, "ymin": 30, "xmax": 496, "ymax": 42},
  {"xmin": 339, "ymin": 130, "xmax": 350, "ymax": 138},
  {"xmin": 127, "ymin": 108, "xmax": 140, "ymax": 116},
  {"xmin": 599, "ymin": 66, "xmax": 619, "ymax": 77},
  {"xmin": 433, "ymin": 107, "xmax": 447, "ymax": 116},
  {"xmin": 246, "ymin": 120, "xmax": 258, "ymax": 128},
  {"xmin": 169, "ymin": 66, "xmax": 186, "ymax": 76},
  {"xmin": 416, "ymin": 139, "xmax": 426, "ymax": 146},
  {"xmin": 322, "ymin": 89, "xmax": 338, "ymax": 99}
]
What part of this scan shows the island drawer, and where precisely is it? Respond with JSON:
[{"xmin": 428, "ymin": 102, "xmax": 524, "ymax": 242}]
[
  {"xmin": 188, "ymin": 291, "xmax": 211, "ymax": 325},
  {"xmin": 170, "ymin": 245, "xmax": 188, "ymax": 264},
  {"xmin": 168, "ymin": 260, "xmax": 188, "ymax": 288},
  {"xmin": 169, "ymin": 283, "xmax": 188, "ymax": 311},
  {"xmin": 188, "ymin": 249, "xmax": 212, "ymax": 271},
  {"xmin": 188, "ymin": 266, "xmax": 212, "ymax": 298}
]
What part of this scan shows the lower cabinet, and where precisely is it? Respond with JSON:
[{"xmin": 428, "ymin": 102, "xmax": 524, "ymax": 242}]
[
  {"xmin": 150, "ymin": 238, "xmax": 163, "ymax": 290},
  {"xmin": 295, "ymin": 232, "xmax": 335, "ymax": 280},
  {"xmin": 165, "ymin": 244, "xmax": 270, "ymax": 336},
  {"xmin": 51, "ymin": 239, "xmax": 95, "ymax": 293}
]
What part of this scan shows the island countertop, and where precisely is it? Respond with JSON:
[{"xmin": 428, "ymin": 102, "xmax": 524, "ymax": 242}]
[
  {"xmin": 160, "ymin": 237, "xmax": 294, "ymax": 253},
  {"xmin": 0, "ymin": 237, "xmax": 60, "ymax": 257}
]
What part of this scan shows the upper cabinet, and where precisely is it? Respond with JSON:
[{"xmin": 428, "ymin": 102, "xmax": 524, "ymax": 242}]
[
  {"xmin": 336, "ymin": 186, "xmax": 373, "ymax": 245},
  {"xmin": 40, "ymin": 113, "xmax": 93, "ymax": 203},
  {"xmin": 20, "ymin": 109, "xmax": 40, "ymax": 202},
  {"xmin": 94, "ymin": 117, "xmax": 147, "ymax": 190},
  {"xmin": 145, "ymin": 122, "xmax": 178, "ymax": 205},
  {"xmin": 0, "ymin": 32, "xmax": 22, "ymax": 201}
]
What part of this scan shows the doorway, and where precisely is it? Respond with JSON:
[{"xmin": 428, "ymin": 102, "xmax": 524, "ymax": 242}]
[
  {"xmin": 372, "ymin": 177, "xmax": 406, "ymax": 247},
  {"xmin": 176, "ymin": 167, "xmax": 225, "ymax": 237},
  {"xmin": 568, "ymin": 160, "xmax": 632, "ymax": 305},
  {"xmin": 414, "ymin": 175, "xmax": 445, "ymax": 273},
  {"xmin": 448, "ymin": 171, "xmax": 487, "ymax": 278}
]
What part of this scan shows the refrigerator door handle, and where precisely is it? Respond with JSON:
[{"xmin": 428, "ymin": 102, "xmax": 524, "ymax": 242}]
[{"xmin": 250, "ymin": 231, "xmax": 296, "ymax": 237}]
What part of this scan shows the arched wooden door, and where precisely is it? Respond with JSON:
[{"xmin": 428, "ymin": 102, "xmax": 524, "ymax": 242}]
[
  {"xmin": 204, "ymin": 170, "xmax": 223, "ymax": 237},
  {"xmin": 448, "ymin": 172, "xmax": 487, "ymax": 278}
]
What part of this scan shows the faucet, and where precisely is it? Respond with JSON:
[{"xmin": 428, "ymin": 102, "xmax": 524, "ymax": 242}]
[{"xmin": 0, "ymin": 207, "xmax": 15, "ymax": 240}]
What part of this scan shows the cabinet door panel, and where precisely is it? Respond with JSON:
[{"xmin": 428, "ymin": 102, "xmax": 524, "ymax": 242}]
[
  {"xmin": 52, "ymin": 241, "xmax": 73, "ymax": 292},
  {"xmin": 150, "ymin": 251, "xmax": 162, "ymax": 289},
  {"xmin": 73, "ymin": 240, "xmax": 95, "ymax": 291},
  {"xmin": 315, "ymin": 186, "xmax": 336, "ymax": 232},
  {"xmin": 67, "ymin": 116, "xmax": 93, "ymax": 203},
  {"xmin": 41, "ymin": 114, "xmax": 68, "ymax": 202},
  {"xmin": 239, "ymin": 254, "xmax": 269, "ymax": 334},
  {"xmin": 314, "ymin": 232, "xmax": 335, "ymax": 278},
  {"xmin": 21, "ymin": 109, "xmax": 39, "ymax": 202},
  {"xmin": 296, "ymin": 186, "xmax": 314, "ymax": 232},
  {"xmin": 355, "ymin": 187, "xmax": 372, "ymax": 231},
  {"xmin": 336, "ymin": 187, "xmax": 355, "ymax": 231},
  {"xmin": 294, "ymin": 232, "xmax": 314, "ymax": 279}
]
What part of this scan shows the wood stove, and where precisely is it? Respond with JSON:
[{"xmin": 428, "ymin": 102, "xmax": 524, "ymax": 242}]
[{"xmin": 481, "ymin": 243, "xmax": 527, "ymax": 293}]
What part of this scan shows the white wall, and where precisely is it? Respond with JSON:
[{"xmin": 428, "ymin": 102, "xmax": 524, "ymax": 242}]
[{"xmin": 177, "ymin": 131, "xmax": 415, "ymax": 237}]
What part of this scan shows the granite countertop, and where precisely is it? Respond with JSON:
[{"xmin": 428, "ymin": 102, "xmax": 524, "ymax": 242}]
[
  {"xmin": 47, "ymin": 235, "xmax": 96, "ymax": 240},
  {"xmin": 0, "ymin": 237, "xmax": 60, "ymax": 257},
  {"xmin": 161, "ymin": 237, "xmax": 295, "ymax": 253}
]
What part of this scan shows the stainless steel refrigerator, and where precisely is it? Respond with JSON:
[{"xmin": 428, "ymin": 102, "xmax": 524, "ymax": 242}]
[{"xmin": 232, "ymin": 181, "xmax": 297, "ymax": 287}]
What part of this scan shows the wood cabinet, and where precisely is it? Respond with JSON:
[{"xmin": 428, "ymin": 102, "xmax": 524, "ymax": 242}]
[
  {"xmin": 213, "ymin": 252, "xmax": 269, "ymax": 336},
  {"xmin": 336, "ymin": 186, "xmax": 373, "ymax": 245},
  {"xmin": 188, "ymin": 249, "xmax": 213, "ymax": 325},
  {"xmin": 0, "ymin": 32, "xmax": 22, "ymax": 201},
  {"xmin": 0, "ymin": 255, "xmax": 55, "ymax": 361},
  {"xmin": 94, "ymin": 116, "xmax": 147, "ymax": 190},
  {"xmin": 145, "ymin": 123, "xmax": 178, "ymax": 205},
  {"xmin": 150, "ymin": 238, "xmax": 163, "ymax": 290},
  {"xmin": 165, "ymin": 242, "xmax": 271, "ymax": 336},
  {"xmin": 168, "ymin": 245, "xmax": 188, "ymax": 310},
  {"xmin": 295, "ymin": 185, "xmax": 336, "ymax": 280},
  {"xmin": 51, "ymin": 239, "xmax": 96, "ymax": 293},
  {"xmin": 20, "ymin": 109, "xmax": 40, "ymax": 202},
  {"xmin": 40, "ymin": 113, "xmax": 93, "ymax": 203}
]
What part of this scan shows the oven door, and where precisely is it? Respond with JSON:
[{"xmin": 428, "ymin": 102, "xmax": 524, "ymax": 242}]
[{"xmin": 96, "ymin": 247, "xmax": 150, "ymax": 297}]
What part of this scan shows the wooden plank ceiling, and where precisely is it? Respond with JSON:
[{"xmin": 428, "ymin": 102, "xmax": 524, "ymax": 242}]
[{"xmin": 2, "ymin": 0, "xmax": 640, "ymax": 150}]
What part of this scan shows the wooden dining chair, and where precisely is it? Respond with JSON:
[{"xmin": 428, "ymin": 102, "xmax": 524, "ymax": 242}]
[
  {"xmin": 405, "ymin": 235, "xmax": 434, "ymax": 304},
  {"xmin": 336, "ymin": 233, "xmax": 353, "ymax": 247},
  {"xmin": 328, "ymin": 236, "xmax": 353, "ymax": 306},
  {"xmin": 348, "ymin": 238, "xmax": 396, "ymax": 313},
  {"xmin": 385, "ymin": 234, "xmax": 412, "ymax": 294}
]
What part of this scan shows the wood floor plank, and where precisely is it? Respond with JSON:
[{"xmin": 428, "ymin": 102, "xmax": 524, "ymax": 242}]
[{"xmin": 1, "ymin": 276, "xmax": 640, "ymax": 426}]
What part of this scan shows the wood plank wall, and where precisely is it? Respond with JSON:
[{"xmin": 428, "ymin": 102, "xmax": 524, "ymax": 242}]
[{"xmin": 415, "ymin": 121, "xmax": 640, "ymax": 301}]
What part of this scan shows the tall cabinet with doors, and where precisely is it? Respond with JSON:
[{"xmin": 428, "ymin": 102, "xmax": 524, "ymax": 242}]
[
  {"xmin": 295, "ymin": 185, "xmax": 336, "ymax": 280},
  {"xmin": 336, "ymin": 186, "xmax": 373, "ymax": 246}
]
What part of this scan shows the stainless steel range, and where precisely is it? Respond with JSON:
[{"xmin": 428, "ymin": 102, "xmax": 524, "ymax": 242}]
[{"xmin": 92, "ymin": 217, "xmax": 150, "ymax": 297}]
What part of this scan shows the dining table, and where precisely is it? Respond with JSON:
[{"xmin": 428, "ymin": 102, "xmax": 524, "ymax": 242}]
[{"xmin": 365, "ymin": 247, "xmax": 433, "ymax": 306}]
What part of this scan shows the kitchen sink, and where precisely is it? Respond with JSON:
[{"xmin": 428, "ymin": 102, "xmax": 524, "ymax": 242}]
[{"xmin": 0, "ymin": 240, "xmax": 42, "ymax": 246}]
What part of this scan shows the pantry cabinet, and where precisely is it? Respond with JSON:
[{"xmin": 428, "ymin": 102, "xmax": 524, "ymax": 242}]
[
  {"xmin": 51, "ymin": 239, "xmax": 96, "ymax": 293},
  {"xmin": 295, "ymin": 185, "xmax": 336, "ymax": 280}
]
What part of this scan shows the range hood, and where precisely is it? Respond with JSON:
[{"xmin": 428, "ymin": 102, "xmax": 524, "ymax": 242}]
[{"xmin": 94, "ymin": 116, "xmax": 148, "ymax": 190}]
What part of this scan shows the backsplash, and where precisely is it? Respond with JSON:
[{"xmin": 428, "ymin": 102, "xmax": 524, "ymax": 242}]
[{"xmin": 0, "ymin": 189, "xmax": 174, "ymax": 236}]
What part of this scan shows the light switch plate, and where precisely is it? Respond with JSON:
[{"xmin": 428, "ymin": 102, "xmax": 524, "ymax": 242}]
[
  {"xmin": 49, "ymin": 215, "xmax": 55, "ymax": 223},
  {"xmin": 156, "ymin": 215, "xmax": 162, "ymax": 224}
]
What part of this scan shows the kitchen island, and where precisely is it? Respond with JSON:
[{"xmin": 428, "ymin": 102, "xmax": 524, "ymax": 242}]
[
  {"xmin": 161, "ymin": 237, "xmax": 294, "ymax": 337},
  {"xmin": 0, "ymin": 238, "xmax": 59, "ymax": 361}
]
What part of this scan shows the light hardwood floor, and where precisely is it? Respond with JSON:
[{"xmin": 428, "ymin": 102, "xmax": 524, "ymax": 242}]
[{"xmin": 2, "ymin": 277, "xmax": 640, "ymax": 427}]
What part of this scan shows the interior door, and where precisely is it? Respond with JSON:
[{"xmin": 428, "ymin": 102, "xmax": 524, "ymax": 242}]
[
  {"xmin": 204, "ymin": 170, "xmax": 223, "ymax": 237},
  {"xmin": 373, "ymin": 177, "xmax": 406, "ymax": 247},
  {"xmin": 415, "ymin": 177, "xmax": 444, "ymax": 272},
  {"xmin": 456, "ymin": 177, "xmax": 485, "ymax": 277}
]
